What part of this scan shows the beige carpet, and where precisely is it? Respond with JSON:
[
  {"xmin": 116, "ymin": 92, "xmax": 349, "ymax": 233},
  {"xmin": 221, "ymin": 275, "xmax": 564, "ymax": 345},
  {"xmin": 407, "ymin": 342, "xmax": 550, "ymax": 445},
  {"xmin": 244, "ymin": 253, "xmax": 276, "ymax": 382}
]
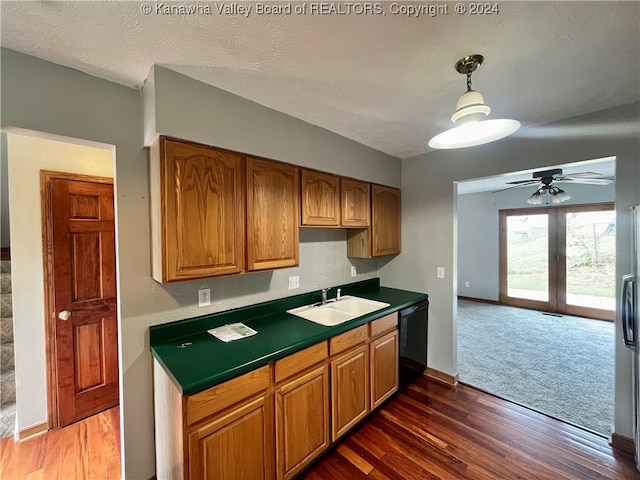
[{"xmin": 457, "ymin": 299, "xmax": 614, "ymax": 436}]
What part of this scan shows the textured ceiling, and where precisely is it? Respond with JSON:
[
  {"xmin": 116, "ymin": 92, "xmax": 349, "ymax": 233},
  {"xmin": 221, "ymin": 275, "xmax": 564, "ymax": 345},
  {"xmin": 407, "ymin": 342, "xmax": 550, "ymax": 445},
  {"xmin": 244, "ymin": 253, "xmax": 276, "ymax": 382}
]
[{"xmin": 1, "ymin": 1, "xmax": 639, "ymax": 159}]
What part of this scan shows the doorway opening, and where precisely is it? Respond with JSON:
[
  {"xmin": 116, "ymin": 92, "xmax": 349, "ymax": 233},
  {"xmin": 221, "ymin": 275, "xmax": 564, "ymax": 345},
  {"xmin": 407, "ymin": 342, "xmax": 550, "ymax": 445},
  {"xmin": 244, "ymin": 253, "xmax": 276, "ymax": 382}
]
[
  {"xmin": 456, "ymin": 157, "xmax": 616, "ymax": 436},
  {"xmin": 3, "ymin": 129, "xmax": 120, "ymax": 443}
]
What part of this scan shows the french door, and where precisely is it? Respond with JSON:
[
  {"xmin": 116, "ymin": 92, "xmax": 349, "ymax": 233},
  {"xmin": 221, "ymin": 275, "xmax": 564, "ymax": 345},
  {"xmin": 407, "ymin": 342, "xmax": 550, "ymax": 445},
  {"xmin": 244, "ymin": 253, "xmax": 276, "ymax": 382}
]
[{"xmin": 499, "ymin": 203, "xmax": 615, "ymax": 321}]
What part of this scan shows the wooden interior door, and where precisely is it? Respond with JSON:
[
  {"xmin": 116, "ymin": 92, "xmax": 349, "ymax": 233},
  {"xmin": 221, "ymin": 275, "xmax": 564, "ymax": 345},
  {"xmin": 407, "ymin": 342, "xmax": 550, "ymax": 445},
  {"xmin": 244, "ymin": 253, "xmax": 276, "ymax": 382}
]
[{"xmin": 49, "ymin": 177, "xmax": 119, "ymax": 427}]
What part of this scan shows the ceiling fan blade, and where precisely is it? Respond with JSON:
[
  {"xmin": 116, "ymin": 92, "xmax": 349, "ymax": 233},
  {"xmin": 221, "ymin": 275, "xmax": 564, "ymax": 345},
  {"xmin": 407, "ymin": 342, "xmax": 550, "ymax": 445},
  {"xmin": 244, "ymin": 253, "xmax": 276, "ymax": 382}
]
[
  {"xmin": 558, "ymin": 171, "xmax": 603, "ymax": 178},
  {"xmin": 492, "ymin": 183, "xmax": 539, "ymax": 193},
  {"xmin": 566, "ymin": 177, "xmax": 614, "ymax": 185},
  {"xmin": 505, "ymin": 179, "xmax": 539, "ymax": 186}
]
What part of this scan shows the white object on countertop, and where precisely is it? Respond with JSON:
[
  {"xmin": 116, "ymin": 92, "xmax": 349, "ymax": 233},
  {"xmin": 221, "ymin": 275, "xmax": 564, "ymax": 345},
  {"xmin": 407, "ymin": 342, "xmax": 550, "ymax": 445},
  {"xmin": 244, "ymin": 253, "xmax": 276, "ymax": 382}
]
[{"xmin": 208, "ymin": 323, "xmax": 257, "ymax": 342}]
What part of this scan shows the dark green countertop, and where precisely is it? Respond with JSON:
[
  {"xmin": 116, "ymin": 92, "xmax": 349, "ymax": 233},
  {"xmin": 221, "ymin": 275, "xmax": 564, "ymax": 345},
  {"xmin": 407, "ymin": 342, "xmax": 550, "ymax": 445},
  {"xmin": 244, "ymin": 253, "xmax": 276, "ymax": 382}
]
[{"xmin": 150, "ymin": 278, "xmax": 428, "ymax": 395}]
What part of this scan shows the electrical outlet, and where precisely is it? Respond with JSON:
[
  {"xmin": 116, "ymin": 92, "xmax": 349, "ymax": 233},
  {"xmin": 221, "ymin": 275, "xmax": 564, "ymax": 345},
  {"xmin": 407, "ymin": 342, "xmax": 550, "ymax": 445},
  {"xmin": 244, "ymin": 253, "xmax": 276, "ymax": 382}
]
[
  {"xmin": 288, "ymin": 275, "xmax": 300, "ymax": 290},
  {"xmin": 198, "ymin": 288, "xmax": 211, "ymax": 307},
  {"xmin": 437, "ymin": 267, "xmax": 445, "ymax": 279},
  {"xmin": 465, "ymin": 281, "xmax": 470, "ymax": 287},
  {"xmin": 351, "ymin": 266, "xmax": 357, "ymax": 277}
]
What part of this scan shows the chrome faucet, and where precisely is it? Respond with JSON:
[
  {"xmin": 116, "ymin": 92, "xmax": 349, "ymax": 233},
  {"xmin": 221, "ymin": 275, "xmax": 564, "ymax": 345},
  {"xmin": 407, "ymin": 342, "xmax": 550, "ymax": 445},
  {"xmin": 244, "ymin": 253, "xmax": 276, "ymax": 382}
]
[
  {"xmin": 320, "ymin": 287, "xmax": 342, "ymax": 305},
  {"xmin": 321, "ymin": 288, "xmax": 329, "ymax": 304}
]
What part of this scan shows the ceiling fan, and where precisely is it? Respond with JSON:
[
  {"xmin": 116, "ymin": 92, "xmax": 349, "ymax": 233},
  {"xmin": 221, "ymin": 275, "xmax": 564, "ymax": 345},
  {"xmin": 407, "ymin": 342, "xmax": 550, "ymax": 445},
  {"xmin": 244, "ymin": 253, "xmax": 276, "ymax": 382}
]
[{"xmin": 493, "ymin": 168, "xmax": 613, "ymax": 205}]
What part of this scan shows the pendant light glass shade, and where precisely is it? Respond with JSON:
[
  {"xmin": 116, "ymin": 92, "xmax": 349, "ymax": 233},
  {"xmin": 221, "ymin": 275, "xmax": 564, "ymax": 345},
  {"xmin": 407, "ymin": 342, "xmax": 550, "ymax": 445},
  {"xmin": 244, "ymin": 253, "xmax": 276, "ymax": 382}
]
[
  {"xmin": 429, "ymin": 54, "xmax": 520, "ymax": 150},
  {"xmin": 428, "ymin": 118, "xmax": 521, "ymax": 149}
]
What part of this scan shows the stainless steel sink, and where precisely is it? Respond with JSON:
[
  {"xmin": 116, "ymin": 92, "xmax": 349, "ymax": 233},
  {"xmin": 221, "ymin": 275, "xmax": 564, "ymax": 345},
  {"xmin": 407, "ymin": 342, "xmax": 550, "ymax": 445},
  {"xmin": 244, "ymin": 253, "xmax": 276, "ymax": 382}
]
[{"xmin": 286, "ymin": 295, "xmax": 390, "ymax": 326}]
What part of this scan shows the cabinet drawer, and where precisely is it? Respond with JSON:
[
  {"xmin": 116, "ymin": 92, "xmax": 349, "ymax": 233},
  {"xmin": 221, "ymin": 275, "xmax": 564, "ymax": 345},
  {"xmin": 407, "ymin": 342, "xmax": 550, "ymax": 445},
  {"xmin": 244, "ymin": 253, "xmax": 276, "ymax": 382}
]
[
  {"xmin": 275, "ymin": 341, "xmax": 328, "ymax": 383},
  {"xmin": 187, "ymin": 365, "xmax": 271, "ymax": 426},
  {"xmin": 369, "ymin": 312, "xmax": 398, "ymax": 338},
  {"xmin": 330, "ymin": 325, "xmax": 368, "ymax": 355}
]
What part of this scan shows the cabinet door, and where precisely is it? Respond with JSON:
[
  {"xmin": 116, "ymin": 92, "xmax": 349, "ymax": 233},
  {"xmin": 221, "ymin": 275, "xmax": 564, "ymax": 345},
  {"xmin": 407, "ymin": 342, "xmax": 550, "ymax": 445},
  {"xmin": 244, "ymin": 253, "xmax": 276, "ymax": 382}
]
[
  {"xmin": 301, "ymin": 170, "xmax": 340, "ymax": 226},
  {"xmin": 330, "ymin": 344, "xmax": 369, "ymax": 440},
  {"xmin": 275, "ymin": 365, "xmax": 330, "ymax": 480},
  {"xmin": 370, "ymin": 329, "xmax": 399, "ymax": 410},
  {"xmin": 341, "ymin": 179, "xmax": 370, "ymax": 227},
  {"xmin": 372, "ymin": 185, "xmax": 401, "ymax": 256},
  {"xmin": 187, "ymin": 395, "xmax": 275, "ymax": 480},
  {"xmin": 152, "ymin": 138, "xmax": 245, "ymax": 282},
  {"xmin": 247, "ymin": 157, "xmax": 300, "ymax": 271}
]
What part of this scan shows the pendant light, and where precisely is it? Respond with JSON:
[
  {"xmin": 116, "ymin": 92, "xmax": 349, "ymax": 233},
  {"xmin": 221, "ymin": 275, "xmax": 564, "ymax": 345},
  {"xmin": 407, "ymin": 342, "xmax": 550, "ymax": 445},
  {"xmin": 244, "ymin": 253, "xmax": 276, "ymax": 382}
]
[{"xmin": 429, "ymin": 54, "xmax": 520, "ymax": 149}]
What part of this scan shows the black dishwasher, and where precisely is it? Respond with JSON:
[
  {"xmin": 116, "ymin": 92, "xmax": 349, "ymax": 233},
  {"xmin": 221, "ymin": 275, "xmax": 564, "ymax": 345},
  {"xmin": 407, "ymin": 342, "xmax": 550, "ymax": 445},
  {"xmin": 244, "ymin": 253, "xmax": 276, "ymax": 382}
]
[{"xmin": 399, "ymin": 299, "xmax": 429, "ymax": 389}]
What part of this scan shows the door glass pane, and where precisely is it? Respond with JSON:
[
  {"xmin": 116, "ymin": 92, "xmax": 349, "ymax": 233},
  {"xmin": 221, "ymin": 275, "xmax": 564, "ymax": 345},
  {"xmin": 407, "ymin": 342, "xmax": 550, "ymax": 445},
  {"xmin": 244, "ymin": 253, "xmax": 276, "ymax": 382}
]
[
  {"xmin": 507, "ymin": 214, "xmax": 549, "ymax": 302},
  {"xmin": 565, "ymin": 210, "xmax": 615, "ymax": 310}
]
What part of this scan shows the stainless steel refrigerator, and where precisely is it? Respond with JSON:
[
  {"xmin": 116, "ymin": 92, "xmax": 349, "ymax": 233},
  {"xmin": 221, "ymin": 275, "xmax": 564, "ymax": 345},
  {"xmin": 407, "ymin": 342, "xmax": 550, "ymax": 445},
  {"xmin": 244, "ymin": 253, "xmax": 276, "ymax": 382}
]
[{"xmin": 622, "ymin": 205, "xmax": 640, "ymax": 471}]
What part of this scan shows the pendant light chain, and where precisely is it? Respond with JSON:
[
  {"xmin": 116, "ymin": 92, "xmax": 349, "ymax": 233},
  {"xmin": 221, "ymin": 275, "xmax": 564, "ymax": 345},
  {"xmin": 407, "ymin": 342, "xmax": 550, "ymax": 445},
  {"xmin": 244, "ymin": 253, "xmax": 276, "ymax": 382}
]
[{"xmin": 466, "ymin": 70, "xmax": 473, "ymax": 92}]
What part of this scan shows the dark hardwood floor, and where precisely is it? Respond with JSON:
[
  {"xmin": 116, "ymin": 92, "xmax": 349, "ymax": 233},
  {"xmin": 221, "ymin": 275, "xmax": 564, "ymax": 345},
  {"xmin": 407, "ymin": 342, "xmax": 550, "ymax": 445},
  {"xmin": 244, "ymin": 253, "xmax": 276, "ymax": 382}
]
[
  {"xmin": 304, "ymin": 378, "xmax": 639, "ymax": 480},
  {"xmin": 0, "ymin": 380, "xmax": 636, "ymax": 479}
]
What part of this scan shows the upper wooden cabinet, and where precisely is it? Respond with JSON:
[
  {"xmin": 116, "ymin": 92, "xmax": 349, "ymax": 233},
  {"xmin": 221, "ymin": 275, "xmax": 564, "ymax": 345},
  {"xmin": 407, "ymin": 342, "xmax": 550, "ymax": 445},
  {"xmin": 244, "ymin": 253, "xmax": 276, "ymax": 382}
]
[
  {"xmin": 347, "ymin": 184, "xmax": 401, "ymax": 258},
  {"xmin": 372, "ymin": 185, "xmax": 401, "ymax": 256},
  {"xmin": 301, "ymin": 169, "xmax": 340, "ymax": 226},
  {"xmin": 150, "ymin": 137, "xmax": 245, "ymax": 282},
  {"xmin": 246, "ymin": 157, "xmax": 300, "ymax": 271},
  {"xmin": 341, "ymin": 179, "xmax": 370, "ymax": 227}
]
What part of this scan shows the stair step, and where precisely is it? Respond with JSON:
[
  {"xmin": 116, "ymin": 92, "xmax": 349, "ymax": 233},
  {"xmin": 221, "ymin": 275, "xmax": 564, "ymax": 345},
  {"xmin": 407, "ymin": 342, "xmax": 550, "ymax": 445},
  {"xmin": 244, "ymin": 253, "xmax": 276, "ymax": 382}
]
[
  {"xmin": 0, "ymin": 317, "xmax": 13, "ymax": 345},
  {"xmin": 1, "ymin": 370, "xmax": 15, "ymax": 406},
  {"xmin": 0, "ymin": 273, "xmax": 11, "ymax": 295},
  {"xmin": 0, "ymin": 402, "xmax": 16, "ymax": 439},
  {"xmin": 0, "ymin": 343, "xmax": 14, "ymax": 373},
  {"xmin": 0, "ymin": 295, "xmax": 12, "ymax": 318},
  {"xmin": 0, "ymin": 261, "xmax": 10, "ymax": 274}
]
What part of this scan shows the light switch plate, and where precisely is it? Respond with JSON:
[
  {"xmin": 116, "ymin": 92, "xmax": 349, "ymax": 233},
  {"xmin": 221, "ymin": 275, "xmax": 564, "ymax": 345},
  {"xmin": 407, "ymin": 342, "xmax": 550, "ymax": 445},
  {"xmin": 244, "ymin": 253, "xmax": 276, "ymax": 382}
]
[
  {"xmin": 464, "ymin": 281, "xmax": 470, "ymax": 287},
  {"xmin": 288, "ymin": 276, "xmax": 300, "ymax": 290},
  {"xmin": 198, "ymin": 288, "xmax": 211, "ymax": 307},
  {"xmin": 437, "ymin": 267, "xmax": 445, "ymax": 279},
  {"xmin": 351, "ymin": 266, "xmax": 357, "ymax": 277}
]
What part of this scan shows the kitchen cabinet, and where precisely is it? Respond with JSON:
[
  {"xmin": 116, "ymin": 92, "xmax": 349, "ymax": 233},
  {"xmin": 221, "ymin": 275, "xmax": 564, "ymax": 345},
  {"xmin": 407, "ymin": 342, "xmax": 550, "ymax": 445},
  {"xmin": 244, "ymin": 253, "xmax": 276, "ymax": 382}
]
[
  {"xmin": 372, "ymin": 185, "xmax": 401, "ymax": 256},
  {"xmin": 330, "ymin": 344, "xmax": 369, "ymax": 440},
  {"xmin": 341, "ymin": 178, "xmax": 370, "ymax": 227},
  {"xmin": 152, "ymin": 307, "xmax": 405, "ymax": 479},
  {"xmin": 152, "ymin": 360, "xmax": 272, "ymax": 479},
  {"xmin": 187, "ymin": 394, "xmax": 274, "ymax": 480},
  {"xmin": 301, "ymin": 169, "xmax": 340, "ymax": 226},
  {"xmin": 347, "ymin": 184, "xmax": 401, "ymax": 258},
  {"xmin": 369, "ymin": 313, "xmax": 399, "ymax": 409},
  {"xmin": 149, "ymin": 137, "xmax": 245, "ymax": 282},
  {"xmin": 329, "ymin": 325, "xmax": 369, "ymax": 440},
  {"xmin": 247, "ymin": 156, "xmax": 300, "ymax": 271},
  {"xmin": 274, "ymin": 342, "xmax": 330, "ymax": 480},
  {"xmin": 275, "ymin": 365, "xmax": 330, "ymax": 480}
]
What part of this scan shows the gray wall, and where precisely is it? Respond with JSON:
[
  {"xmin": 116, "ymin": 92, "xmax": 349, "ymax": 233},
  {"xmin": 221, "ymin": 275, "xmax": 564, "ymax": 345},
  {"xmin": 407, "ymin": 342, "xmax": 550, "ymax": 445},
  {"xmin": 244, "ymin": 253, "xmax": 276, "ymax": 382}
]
[
  {"xmin": 146, "ymin": 66, "xmax": 401, "ymax": 187},
  {"xmin": 379, "ymin": 102, "xmax": 640, "ymax": 441},
  {"xmin": 458, "ymin": 182, "xmax": 615, "ymax": 301},
  {"xmin": 1, "ymin": 133, "xmax": 9, "ymax": 248},
  {"xmin": 0, "ymin": 48, "xmax": 399, "ymax": 479}
]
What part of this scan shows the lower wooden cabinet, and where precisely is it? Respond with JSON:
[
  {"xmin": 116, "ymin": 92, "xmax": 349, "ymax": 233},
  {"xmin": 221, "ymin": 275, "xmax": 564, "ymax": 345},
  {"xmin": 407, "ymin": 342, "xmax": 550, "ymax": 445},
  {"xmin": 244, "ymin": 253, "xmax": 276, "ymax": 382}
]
[
  {"xmin": 370, "ymin": 329, "xmax": 399, "ymax": 409},
  {"xmin": 187, "ymin": 395, "xmax": 275, "ymax": 480},
  {"xmin": 275, "ymin": 365, "xmax": 330, "ymax": 480},
  {"xmin": 330, "ymin": 344, "xmax": 369, "ymax": 440},
  {"xmin": 153, "ymin": 313, "xmax": 401, "ymax": 480}
]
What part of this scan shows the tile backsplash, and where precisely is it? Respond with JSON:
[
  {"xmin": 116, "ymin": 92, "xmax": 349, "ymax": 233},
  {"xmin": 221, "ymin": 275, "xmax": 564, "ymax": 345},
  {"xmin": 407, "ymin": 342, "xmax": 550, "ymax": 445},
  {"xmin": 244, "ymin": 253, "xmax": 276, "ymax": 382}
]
[{"xmin": 150, "ymin": 228, "xmax": 378, "ymax": 324}]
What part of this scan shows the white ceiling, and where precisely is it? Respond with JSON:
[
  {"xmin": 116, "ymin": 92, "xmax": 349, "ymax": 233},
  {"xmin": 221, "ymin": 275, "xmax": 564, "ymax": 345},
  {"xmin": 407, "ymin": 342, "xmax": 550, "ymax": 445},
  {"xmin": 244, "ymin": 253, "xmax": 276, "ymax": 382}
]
[{"xmin": 1, "ymin": 1, "xmax": 638, "ymax": 159}]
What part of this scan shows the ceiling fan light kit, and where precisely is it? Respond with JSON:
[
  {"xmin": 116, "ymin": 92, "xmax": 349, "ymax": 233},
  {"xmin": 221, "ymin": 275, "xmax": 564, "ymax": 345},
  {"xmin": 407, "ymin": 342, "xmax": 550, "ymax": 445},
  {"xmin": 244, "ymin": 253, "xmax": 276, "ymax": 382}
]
[{"xmin": 429, "ymin": 54, "xmax": 521, "ymax": 150}]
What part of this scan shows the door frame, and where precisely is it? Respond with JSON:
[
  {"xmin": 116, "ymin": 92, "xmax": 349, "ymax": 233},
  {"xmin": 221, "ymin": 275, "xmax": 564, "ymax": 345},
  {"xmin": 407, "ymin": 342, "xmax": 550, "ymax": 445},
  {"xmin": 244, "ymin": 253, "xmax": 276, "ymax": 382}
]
[
  {"xmin": 499, "ymin": 202, "xmax": 615, "ymax": 321},
  {"xmin": 499, "ymin": 207, "xmax": 558, "ymax": 312},
  {"xmin": 40, "ymin": 170, "xmax": 115, "ymax": 429}
]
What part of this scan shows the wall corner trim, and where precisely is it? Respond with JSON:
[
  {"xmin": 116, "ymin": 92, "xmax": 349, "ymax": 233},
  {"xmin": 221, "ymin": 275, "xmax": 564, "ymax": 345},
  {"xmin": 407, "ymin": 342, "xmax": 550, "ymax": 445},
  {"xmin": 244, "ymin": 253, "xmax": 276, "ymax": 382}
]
[{"xmin": 425, "ymin": 367, "xmax": 459, "ymax": 387}]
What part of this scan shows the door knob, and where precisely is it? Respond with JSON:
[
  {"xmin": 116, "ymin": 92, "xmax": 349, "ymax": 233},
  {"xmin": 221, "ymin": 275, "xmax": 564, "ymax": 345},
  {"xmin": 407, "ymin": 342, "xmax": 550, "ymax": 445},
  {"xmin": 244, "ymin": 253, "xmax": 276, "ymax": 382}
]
[{"xmin": 58, "ymin": 310, "xmax": 72, "ymax": 321}]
